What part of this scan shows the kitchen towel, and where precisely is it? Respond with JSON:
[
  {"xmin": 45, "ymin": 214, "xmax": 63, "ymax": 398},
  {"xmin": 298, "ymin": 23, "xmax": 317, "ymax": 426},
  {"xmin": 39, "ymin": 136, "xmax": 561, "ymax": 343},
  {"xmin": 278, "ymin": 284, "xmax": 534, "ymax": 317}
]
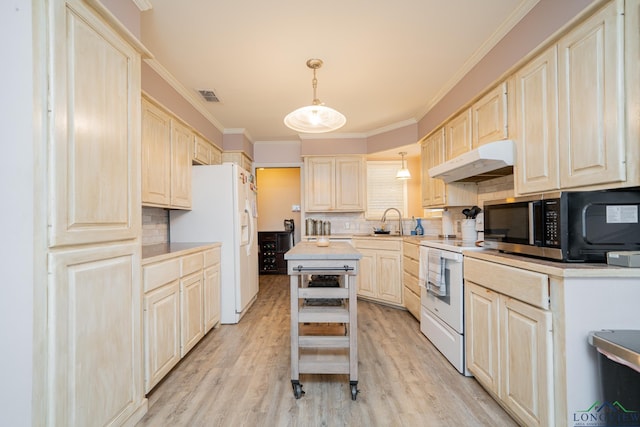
[{"xmin": 428, "ymin": 248, "xmax": 447, "ymax": 296}]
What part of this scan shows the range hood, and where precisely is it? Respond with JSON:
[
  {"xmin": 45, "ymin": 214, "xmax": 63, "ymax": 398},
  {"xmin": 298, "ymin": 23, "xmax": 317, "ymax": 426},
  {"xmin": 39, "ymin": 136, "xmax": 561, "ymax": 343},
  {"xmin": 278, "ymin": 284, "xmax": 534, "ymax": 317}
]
[{"xmin": 428, "ymin": 139, "xmax": 515, "ymax": 183}]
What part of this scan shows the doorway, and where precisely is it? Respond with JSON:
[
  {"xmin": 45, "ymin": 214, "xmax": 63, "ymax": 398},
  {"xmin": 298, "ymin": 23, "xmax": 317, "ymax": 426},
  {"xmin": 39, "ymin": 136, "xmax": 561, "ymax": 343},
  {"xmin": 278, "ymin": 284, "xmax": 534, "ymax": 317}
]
[{"xmin": 255, "ymin": 167, "xmax": 302, "ymax": 243}]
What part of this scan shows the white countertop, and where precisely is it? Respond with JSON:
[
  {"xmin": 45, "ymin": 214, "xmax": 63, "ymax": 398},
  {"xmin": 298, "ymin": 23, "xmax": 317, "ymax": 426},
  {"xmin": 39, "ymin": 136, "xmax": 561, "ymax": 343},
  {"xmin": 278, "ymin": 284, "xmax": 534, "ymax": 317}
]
[
  {"xmin": 142, "ymin": 242, "xmax": 221, "ymax": 264},
  {"xmin": 463, "ymin": 249, "xmax": 640, "ymax": 278},
  {"xmin": 285, "ymin": 241, "xmax": 362, "ymax": 260}
]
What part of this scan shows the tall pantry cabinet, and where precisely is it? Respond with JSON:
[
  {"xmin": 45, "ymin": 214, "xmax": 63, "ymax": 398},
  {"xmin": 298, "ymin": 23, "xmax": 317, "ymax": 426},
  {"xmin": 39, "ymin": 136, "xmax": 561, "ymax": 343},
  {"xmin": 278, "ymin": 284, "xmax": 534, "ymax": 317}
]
[{"xmin": 39, "ymin": 0, "xmax": 149, "ymax": 425}]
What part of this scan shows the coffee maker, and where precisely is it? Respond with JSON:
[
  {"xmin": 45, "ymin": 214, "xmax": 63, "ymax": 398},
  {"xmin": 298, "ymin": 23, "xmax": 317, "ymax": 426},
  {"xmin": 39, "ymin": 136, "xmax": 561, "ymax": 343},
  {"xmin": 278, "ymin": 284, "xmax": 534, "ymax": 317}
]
[{"xmin": 284, "ymin": 219, "xmax": 294, "ymax": 232}]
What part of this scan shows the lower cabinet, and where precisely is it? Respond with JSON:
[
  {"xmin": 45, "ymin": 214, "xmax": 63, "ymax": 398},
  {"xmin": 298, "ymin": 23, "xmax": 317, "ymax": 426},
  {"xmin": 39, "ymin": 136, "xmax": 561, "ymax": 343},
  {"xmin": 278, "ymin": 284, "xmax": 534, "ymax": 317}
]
[
  {"xmin": 353, "ymin": 237, "xmax": 403, "ymax": 307},
  {"xmin": 465, "ymin": 258, "xmax": 554, "ymax": 427},
  {"xmin": 402, "ymin": 240, "xmax": 421, "ymax": 319},
  {"xmin": 142, "ymin": 245, "xmax": 220, "ymax": 393}
]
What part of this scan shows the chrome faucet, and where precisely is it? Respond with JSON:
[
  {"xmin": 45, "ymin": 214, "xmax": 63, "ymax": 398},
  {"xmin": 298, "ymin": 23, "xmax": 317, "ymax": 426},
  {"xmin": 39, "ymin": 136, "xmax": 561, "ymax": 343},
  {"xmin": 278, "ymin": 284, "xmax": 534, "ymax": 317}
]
[{"xmin": 381, "ymin": 208, "xmax": 404, "ymax": 236}]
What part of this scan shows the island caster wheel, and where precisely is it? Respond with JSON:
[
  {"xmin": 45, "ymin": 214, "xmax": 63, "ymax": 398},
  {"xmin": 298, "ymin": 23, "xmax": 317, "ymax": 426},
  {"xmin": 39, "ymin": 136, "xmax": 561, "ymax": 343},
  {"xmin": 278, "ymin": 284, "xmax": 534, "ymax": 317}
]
[
  {"xmin": 350, "ymin": 381, "xmax": 359, "ymax": 401},
  {"xmin": 292, "ymin": 380, "xmax": 305, "ymax": 399}
]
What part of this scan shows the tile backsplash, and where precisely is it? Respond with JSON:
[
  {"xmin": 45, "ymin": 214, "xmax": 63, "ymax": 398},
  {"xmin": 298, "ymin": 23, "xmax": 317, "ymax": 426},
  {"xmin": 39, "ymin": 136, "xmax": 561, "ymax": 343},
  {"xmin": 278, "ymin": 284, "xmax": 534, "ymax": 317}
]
[{"xmin": 142, "ymin": 207, "xmax": 169, "ymax": 245}]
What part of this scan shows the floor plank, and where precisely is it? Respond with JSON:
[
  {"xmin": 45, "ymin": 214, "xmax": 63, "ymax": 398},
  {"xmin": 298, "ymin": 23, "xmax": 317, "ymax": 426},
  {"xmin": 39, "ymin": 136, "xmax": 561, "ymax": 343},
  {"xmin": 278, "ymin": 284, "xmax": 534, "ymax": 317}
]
[{"xmin": 137, "ymin": 274, "xmax": 517, "ymax": 426}]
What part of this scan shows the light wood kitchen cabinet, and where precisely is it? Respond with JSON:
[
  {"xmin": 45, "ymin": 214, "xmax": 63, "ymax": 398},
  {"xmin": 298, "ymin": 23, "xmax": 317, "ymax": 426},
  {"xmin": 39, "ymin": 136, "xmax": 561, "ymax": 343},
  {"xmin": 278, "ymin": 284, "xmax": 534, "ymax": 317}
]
[
  {"xmin": 142, "ymin": 96, "xmax": 193, "ymax": 209},
  {"xmin": 180, "ymin": 271, "xmax": 204, "ymax": 357},
  {"xmin": 142, "ymin": 245, "xmax": 220, "ymax": 392},
  {"xmin": 353, "ymin": 238, "xmax": 403, "ymax": 307},
  {"xmin": 514, "ymin": 46, "xmax": 560, "ymax": 194},
  {"xmin": 445, "ymin": 109, "xmax": 472, "ymax": 160},
  {"xmin": 203, "ymin": 247, "xmax": 222, "ymax": 332},
  {"xmin": 43, "ymin": 0, "xmax": 147, "ymax": 425},
  {"xmin": 421, "ymin": 129, "xmax": 477, "ymax": 208},
  {"xmin": 170, "ymin": 120, "xmax": 193, "ymax": 208},
  {"xmin": 304, "ymin": 156, "xmax": 366, "ymax": 212},
  {"xmin": 465, "ymin": 257, "xmax": 553, "ymax": 427},
  {"xmin": 142, "ymin": 99, "xmax": 172, "ymax": 206},
  {"xmin": 402, "ymin": 240, "xmax": 421, "ymax": 320},
  {"xmin": 222, "ymin": 150, "xmax": 253, "ymax": 171},
  {"xmin": 557, "ymin": 0, "xmax": 625, "ymax": 189},
  {"xmin": 472, "ymin": 82, "xmax": 509, "ymax": 148},
  {"xmin": 143, "ymin": 276, "xmax": 180, "ymax": 393},
  {"xmin": 193, "ymin": 133, "xmax": 221, "ymax": 165},
  {"xmin": 515, "ymin": 0, "xmax": 631, "ymax": 194}
]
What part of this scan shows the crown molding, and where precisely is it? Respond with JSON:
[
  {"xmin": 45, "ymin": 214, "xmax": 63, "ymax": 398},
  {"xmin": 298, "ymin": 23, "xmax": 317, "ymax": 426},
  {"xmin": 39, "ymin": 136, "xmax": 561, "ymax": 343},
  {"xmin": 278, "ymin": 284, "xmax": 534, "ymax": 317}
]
[
  {"xmin": 144, "ymin": 58, "xmax": 225, "ymax": 134},
  {"xmin": 416, "ymin": 0, "xmax": 540, "ymax": 119},
  {"xmin": 132, "ymin": 0, "xmax": 153, "ymax": 11}
]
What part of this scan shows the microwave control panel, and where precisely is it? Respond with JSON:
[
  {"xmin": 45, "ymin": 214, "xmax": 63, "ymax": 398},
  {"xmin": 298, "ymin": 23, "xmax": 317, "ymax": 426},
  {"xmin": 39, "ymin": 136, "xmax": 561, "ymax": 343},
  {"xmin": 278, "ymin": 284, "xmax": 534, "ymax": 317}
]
[{"xmin": 543, "ymin": 200, "xmax": 561, "ymax": 246}]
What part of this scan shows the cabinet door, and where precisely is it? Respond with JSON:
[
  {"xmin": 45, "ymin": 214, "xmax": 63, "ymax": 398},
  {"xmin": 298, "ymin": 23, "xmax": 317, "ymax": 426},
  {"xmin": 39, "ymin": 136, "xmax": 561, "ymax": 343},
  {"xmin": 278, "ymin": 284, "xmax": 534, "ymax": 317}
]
[
  {"xmin": 377, "ymin": 251, "xmax": 403, "ymax": 305},
  {"xmin": 335, "ymin": 157, "xmax": 365, "ymax": 211},
  {"xmin": 557, "ymin": 1, "xmax": 625, "ymax": 188},
  {"xmin": 500, "ymin": 296, "xmax": 554, "ymax": 427},
  {"xmin": 144, "ymin": 281, "xmax": 180, "ymax": 393},
  {"xmin": 445, "ymin": 109, "xmax": 472, "ymax": 160},
  {"xmin": 472, "ymin": 82, "xmax": 508, "ymax": 147},
  {"xmin": 48, "ymin": 242, "xmax": 142, "ymax": 427},
  {"xmin": 305, "ymin": 157, "xmax": 335, "ymax": 211},
  {"xmin": 465, "ymin": 281, "xmax": 500, "ymax": 395},
  {"xmin": 514, "ymin": 46, "xmax": 560, "ymax": 194},
  {"xmin": 421, "ymin": 129, "xmax": 445, "ymax": 207},
  {"xmin": 180, "ymin": 272, "xmax": 204, "ymax": 356},
  {"xmin": 356, "ymin": 250, "xmax": 376, "ymax": 299},
  {"xmin": 171, "ymin": 121, "xmax": 193, "ymax": 209},
  {"xmin": 193, "ymin": 134, "xmax": 211, "ymax": 165},
  {"xmin": 142, "ymin": 99, "xmax": 172, "ymax": 206},
  {"xmin": 49, "ymin": 0, "xmax": 141, "ymax": 247},
  {"xmin": 203, "ymin": 264, "xmax": 221, "ymax": 333}
]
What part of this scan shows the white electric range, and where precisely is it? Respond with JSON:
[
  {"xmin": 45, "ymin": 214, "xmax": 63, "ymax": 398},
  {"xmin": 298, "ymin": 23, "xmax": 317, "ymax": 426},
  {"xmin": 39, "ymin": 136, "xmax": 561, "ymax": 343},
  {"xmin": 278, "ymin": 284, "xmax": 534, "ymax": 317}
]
[{"xmin": 418, "ymin": 239, "xmax": 484, "ymax": 375}]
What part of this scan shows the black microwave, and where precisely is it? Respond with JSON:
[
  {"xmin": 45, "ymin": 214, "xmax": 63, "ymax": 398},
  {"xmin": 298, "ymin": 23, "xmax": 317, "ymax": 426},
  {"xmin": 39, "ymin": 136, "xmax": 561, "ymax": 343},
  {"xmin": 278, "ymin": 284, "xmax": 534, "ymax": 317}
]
[{"xmin": 483, "ymin": 189, "xmax": 640, "ymax": 262}]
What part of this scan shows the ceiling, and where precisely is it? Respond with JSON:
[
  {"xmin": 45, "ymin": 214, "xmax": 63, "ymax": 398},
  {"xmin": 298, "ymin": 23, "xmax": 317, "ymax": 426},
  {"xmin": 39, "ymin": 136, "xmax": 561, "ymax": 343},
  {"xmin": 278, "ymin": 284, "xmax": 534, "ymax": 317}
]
[{"xmin": 140, "ymin": 0, "xmax": 539, "ymax": 156}]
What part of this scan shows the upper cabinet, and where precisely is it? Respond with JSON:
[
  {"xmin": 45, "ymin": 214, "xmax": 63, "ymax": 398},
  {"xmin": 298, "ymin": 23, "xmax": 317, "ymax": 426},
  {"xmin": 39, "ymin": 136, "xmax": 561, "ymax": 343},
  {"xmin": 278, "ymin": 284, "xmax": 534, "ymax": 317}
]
[
  {"xmin": 472, "ymin": 82, "xmax": 509, "ymax": 148},
  {"xmin": 445, "ymin": 109, "xmax": 473, "ymax": 160},
  {"xmin": 421, "ymin": 128, "xmax": 478, "ymax": 208},
  {"xmin": 514, "ymin": 46, "xmax": 560, "ymax": 194},
  {"xmin": 304, "ymin": 156, "xmax": 366, "ymax": 212},
  {"xmin": 515, "ymin": 0, "xmax": 635, "ymax": 194},
  {"xmin": 222, "ymin": 151, "xmax": 253, "ymax": 171},
  {"xmin": 193, "ymin": 133, "xmax": 222, "ymax": 166},
  {"xmin": 141, "ymin": 97, "xmax": 193, "ymax": 209},
  {"xmin": 557, "ymin": 0, "xmax": 625, "ymax": 189}
]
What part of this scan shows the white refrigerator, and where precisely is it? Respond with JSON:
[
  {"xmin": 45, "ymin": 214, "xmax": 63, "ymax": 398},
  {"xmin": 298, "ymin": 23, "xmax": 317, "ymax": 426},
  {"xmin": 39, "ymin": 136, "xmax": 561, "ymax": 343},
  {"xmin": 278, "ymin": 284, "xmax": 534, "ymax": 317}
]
[{"xmin": 170, "ymin": 163, "xmax": 259, "ymax": 324}]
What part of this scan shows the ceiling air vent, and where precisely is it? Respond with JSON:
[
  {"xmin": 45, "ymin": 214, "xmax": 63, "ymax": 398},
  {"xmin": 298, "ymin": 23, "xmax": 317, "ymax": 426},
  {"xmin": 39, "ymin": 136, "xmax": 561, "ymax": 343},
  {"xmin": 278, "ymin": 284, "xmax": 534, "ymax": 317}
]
[{"xmin": 197, "ymin": 89, "xmax": 220, "ymax": 103}]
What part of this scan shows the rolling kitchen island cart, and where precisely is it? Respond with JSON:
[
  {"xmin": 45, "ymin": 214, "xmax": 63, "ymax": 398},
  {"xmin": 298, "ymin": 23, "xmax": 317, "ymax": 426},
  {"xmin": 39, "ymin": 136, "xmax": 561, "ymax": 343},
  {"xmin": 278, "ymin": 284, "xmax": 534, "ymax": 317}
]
[{"xmin": 284, "ymin": 241, "xmax": 361, "ymax": 400}]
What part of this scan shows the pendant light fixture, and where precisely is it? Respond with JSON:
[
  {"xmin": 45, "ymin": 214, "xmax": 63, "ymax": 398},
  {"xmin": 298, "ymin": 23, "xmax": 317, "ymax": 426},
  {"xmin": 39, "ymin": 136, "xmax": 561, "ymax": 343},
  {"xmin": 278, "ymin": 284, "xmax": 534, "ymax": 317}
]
[
  {"xmin": 396, "ymin": 151, "xmax": 411, "ymax": 180},
  {"xmin": 284, "ymin": 59, "xmax": 346, "ymax": 133}
]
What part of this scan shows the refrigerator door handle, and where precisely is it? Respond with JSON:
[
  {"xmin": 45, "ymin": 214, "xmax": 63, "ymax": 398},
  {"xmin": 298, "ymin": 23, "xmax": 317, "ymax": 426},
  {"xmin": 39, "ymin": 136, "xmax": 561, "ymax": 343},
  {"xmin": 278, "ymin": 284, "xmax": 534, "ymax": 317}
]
[{"xmin": 245, "ymin": 200, "xmax": 255, "ymax": 256}]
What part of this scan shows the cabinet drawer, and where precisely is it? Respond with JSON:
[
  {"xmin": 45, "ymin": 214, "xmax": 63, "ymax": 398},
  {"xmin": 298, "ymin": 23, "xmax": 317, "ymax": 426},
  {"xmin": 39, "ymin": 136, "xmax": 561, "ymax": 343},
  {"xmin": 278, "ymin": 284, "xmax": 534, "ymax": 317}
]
[
  {"xmin": 403, "ymin": 271, "xmax": 420, "ymax": 296},
  {"xmin": 353, "ymin": 238, "xmax": 401, "ymax": 251},
  {"xmin": 143, "ymin": 258, "xmax": 181, "ymax": 293},
  {"xmin": 182, "ymin": 252, "xmax": 204, "ymax": 276},
  {"xmin": 404, "ymin": 286, "xmax": 420, "ymax": 320},
  {"xmin": 204, "ymin": 247, "xmax": 221, "ymax": 267},
  {"xmin": 402, "ymin": 241, "xmax": 419, "ymax": 260},
  {"xmin": 464, "ymin": 258, "xmax": 549, "ymax": 309},
  {"xmin": 403, "ymin": 256, "xmax": 419, "ymax": 279}
]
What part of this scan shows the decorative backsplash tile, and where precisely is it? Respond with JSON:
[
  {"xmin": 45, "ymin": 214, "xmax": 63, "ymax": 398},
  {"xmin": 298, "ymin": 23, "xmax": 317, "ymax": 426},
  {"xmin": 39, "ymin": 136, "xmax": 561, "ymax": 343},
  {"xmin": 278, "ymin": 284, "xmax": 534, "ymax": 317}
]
[{"xmin": 142, "ymin": 207, "xmax": 169, "ymax": 245}]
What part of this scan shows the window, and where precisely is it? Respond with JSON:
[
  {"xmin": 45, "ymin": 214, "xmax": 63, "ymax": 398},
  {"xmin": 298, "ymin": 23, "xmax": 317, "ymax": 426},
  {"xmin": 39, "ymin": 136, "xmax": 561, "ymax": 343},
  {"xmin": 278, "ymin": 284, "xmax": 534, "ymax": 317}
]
[{"xmin": 366, "ymin": 161, "xmax": 408, "ymax": 219}]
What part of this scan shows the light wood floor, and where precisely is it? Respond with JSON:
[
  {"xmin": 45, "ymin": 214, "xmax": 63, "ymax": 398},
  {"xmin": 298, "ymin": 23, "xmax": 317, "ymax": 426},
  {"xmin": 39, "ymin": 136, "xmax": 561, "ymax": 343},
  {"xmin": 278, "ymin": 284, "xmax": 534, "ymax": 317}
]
[{"xmin": 137, "ymin": 274, "xmax": 518, "ymax": 426}]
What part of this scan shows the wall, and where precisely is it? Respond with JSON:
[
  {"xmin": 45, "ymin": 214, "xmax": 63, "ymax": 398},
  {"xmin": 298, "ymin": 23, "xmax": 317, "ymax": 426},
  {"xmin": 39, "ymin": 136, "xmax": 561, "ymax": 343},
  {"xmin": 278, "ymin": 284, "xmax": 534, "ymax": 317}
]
[
  {"xmin": 256, "ymin": 168, "xmax": 302, "ymax": 242},
  {"xmin": 418, "ymin": 0, "xmax": 598, "ymax": 138},
  {"xmin": 1, "ymin": 1, "xmax": 34, "ymax": 425},
  {"xmin": 142, "ymin": 62, "xmax": 224, "ymax": 147}
]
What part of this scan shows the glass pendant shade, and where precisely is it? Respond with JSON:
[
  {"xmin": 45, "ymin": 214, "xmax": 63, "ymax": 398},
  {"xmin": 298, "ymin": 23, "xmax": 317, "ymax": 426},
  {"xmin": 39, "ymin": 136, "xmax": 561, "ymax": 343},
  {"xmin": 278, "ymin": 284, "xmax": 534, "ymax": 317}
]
[
  {"xmin": 396, "ymin": 151, "xmax": 411, "ymax": 180},
  {"xmin": 284, "ymin": 104, "xmax": 346, "ymax": 133},
  {"xmin": 284, "ymin": 59, "xmax": 346, "ymax": 133}
]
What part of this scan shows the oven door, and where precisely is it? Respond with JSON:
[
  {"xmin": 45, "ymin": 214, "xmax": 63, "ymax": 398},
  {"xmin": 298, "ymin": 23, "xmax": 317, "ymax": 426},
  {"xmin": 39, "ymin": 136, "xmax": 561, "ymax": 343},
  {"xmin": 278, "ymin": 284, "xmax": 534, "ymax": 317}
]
[{"xmin": 420, "ymin": 250, "xmax": 464, "ymax": 333}]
